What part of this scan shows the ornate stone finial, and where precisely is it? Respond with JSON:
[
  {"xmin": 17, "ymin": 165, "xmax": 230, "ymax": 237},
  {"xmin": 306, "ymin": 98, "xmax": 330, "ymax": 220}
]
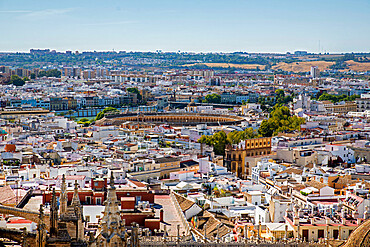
[
  {"xmin": 39, "ymin": 204, "xmax": 44, "ymax": 218},
  {"xmin": 74, "ymin": 180, "xmax": 79, "ymax": 191},
  {"xmin": 51, "ymin": 188, "xmax": 57, "ymax": 210},
  {"xmin": 110, "ymin": 172, "xmax": 115, "ymax": 188},
  {"xmin": 37, "ymin": 205, "xmax": 46, "ymax": 247},
  {"xmin": 60, "ymin": 174, "xmax": 68, "ymax": 217},
  {"xmin": 71, "ymin": 180, "xmax": 81, "ymax": 208},
  {"xmin": 21, "ymin": 227, "xmax": 27, "ymax": 247},
  {"xmin": 50, "ymin": 188, "xmax": 58, "ymax": 236},
  {"xmin": 99, "ymin": 171, "xmax": 125, "ymax": 245}
]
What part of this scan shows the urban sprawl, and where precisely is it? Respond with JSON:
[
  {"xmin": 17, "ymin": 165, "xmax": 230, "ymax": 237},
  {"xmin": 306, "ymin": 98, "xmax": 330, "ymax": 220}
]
[{"xmin": 0, "ymin": 49, "xmax": 369, "ymax": 246}]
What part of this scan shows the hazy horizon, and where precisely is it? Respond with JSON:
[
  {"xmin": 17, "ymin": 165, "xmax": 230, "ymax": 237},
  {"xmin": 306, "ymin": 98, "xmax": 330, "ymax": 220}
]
[{"xmin": 1, "ymin": 49, "xmax": 369, "ymax": 54}]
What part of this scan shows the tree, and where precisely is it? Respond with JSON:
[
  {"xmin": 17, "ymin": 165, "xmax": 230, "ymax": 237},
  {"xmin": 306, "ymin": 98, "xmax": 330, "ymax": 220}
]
[
  {"xmin": 199, "ymin": 131, "xmax": 227, "ymax": 155},
  {"xmin": 30, "ymin": 73, "xmax": 36, "ymax": 79},
  {"xmin": 258, "ymin": 105, "xmax": 305, "ymax": 137},
  {"xmin": 95, "ymin": 107, "xmax": 119, "ymax": 121},
  {"xmin": 38, "ymin": 69, "xmax": 61, "ymax": 78},
  {"xmin": 77, "ymin": 118, "xmax": 91, "ymax": 127},
  {"xmin": 203, "ymin": 93, "xmax": 221, "ymax": 104},
  {"xmin": 318, "ymin": 93, "xmax": 360, "ymax": 103},
  {"xmin": 227, "ymin": 128, "xmax": 260, "ymax": 144},
  {"xmin": 127, "ymin": 88, "xmax": 142, "ymax": 101},
  {"xmin": 275, "ymin": 89, "xmax": 293, "ymax": 104},
  {"xmin": 10, "ymin": 75, "xmax": 25, "ymax": 87}
]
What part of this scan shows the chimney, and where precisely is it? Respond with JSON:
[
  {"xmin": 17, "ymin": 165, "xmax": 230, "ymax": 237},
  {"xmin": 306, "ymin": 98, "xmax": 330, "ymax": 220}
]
[
  {"xmin": 294, "ymin": 216, "xmax": 299, "ymax": 226},
  {"xmin": 160, "ymin": 209, "xmax": 164, "ymax": 222},
  {"xmin": 310, "ymin": 218, "xmax": 315, "ymax": 225},
  {"xmin": 357, "ymin": 218, "xmax": 362, "ymax": 225},
  {"xmin": 342, "ymin": 217, "xmax": 346, "ymax": 225}
]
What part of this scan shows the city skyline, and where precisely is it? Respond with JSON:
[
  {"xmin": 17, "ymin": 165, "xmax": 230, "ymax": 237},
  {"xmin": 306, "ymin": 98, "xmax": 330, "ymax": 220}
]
[{"xmin": 0, "ymin": 0, "xmax": 369, "ymax": 53}]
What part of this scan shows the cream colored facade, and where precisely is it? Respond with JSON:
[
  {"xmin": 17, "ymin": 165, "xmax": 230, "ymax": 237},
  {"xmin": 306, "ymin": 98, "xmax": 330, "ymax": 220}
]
[
  {"xmin": 276, "ymin": 148, "xmax": 317, "ymax": 167},
  {"xmin": 225, "ymin": 137, "xmax": 272, "ymax": 179}
]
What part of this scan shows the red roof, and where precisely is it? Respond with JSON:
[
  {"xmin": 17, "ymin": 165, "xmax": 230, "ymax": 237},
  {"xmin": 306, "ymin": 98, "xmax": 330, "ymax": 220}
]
[
  {"xmin": 8, "ymin": 219, "xmax": 33, "ymax": 224},
  {"xmin": 128, "ymin": 179, "xmax": 146, "ymax": 187},
  {"xmin": 57, "ymin": 175, "xmax": 86, "ymax": 180}
]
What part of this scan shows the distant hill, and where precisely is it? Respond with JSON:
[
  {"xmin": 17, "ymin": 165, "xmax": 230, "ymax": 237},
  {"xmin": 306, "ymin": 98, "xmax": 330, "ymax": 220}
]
[
  {"xmin": 272, "ymin": 61, "xmax": 335, "ymax": 72},
  {"xmin": 184, "ymin": 63, "xmax": 266, "ymax": 70}
]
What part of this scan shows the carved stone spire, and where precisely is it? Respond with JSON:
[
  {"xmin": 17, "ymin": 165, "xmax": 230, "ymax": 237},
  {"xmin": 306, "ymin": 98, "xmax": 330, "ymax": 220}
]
[
  {"xmin": 59, "ymin": 174, "xmax": 67, "ymax": 216},
  {"xmin": 99, "ymin": 173, "xmax": 126, "ymax": 244},
  {"xmin": 110, "ymin": 171, "xmax": 115, "ymax": 188},
  {"xmin": 50, "ymin": 188, "xmax": 58, "ymax": 236},
  {"xmin": 36, "ymin": 205, "xmax": 46, "ymax": 247},
  {"xmin": 71, "ymin": 180, "xmax": 84, "ymax": 241},
  {"xmin": 71, "ymin": 180, "xmax": 81, "ymax": 207}
]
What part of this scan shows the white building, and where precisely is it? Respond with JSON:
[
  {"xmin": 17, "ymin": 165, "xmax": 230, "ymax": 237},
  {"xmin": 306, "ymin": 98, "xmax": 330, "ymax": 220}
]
[
  {"xmin": 311, "ymin": 66, "xmax": 320, "ymax": 78},
  {"xmin": 170, "ymin": 170, "xmax": 194, "ymax": 181},
  {"xmin": 293, "ymin": 94, "xmax": 311, "ymax": 111},
  {"xmin": 325, "ymin": 144, "xmax": 355, "ymax": 164}
]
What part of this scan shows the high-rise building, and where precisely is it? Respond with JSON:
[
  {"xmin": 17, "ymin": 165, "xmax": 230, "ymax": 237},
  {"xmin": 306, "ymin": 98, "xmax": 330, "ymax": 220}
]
[
  {"xmin": 81, "ymin": 70, "xmax": 96, "ymax": 79},
  {"xmin": 63, "ymin": 67, "xmax": 81, "ymax": 78},
  {"xmin": 311, "ymin": 66, "xmax": 320, "ymax": 78}
]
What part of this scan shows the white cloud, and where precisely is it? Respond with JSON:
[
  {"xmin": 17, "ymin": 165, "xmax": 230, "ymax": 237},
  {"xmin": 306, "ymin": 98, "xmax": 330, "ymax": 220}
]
[
  {"xmin": 82, "ymin": 21, "xmax": 138, "ymax": 26},
  {"xmin": 0, "ymin": 10, "xmax": 32, "ymax": 13},
  {"xmin": 21, "ymin": 8, "xmax": 75, "ymax": 18}
]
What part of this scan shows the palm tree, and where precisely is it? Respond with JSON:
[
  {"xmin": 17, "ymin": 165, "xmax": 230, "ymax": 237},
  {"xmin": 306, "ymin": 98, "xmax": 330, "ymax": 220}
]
[{"xmin": 67, "ymin": 110, "xmax": 74, "ymax": 118}]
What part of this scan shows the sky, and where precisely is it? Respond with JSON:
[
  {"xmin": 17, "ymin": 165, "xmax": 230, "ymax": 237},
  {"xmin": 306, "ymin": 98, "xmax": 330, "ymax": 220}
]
[{"xmin": 0, "ymin": 0, "xmax": 369, "ymax": 53}]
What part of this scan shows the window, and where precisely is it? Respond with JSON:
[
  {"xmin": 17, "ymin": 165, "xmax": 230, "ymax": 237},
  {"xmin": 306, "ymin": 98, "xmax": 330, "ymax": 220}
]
[
  {"xmin": 96, "ymin": 198, "xmax": 102, "ymax": 205},
  {"xmin": 94, "ymin": 182, "xmax": 99, "ymax": 187},
  {"xmin": 136, "ymin": 196, "xmax": 142, "ymax": 203},
  {"xmin": 85, "ymin": 216, "xmax": 90, "ymax": 222}
]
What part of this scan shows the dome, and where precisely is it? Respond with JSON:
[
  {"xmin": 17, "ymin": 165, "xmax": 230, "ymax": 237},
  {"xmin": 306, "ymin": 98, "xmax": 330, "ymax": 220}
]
[{"xmin": 342, "ymin": 219, "xmax": 370, "ymax": 247}]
